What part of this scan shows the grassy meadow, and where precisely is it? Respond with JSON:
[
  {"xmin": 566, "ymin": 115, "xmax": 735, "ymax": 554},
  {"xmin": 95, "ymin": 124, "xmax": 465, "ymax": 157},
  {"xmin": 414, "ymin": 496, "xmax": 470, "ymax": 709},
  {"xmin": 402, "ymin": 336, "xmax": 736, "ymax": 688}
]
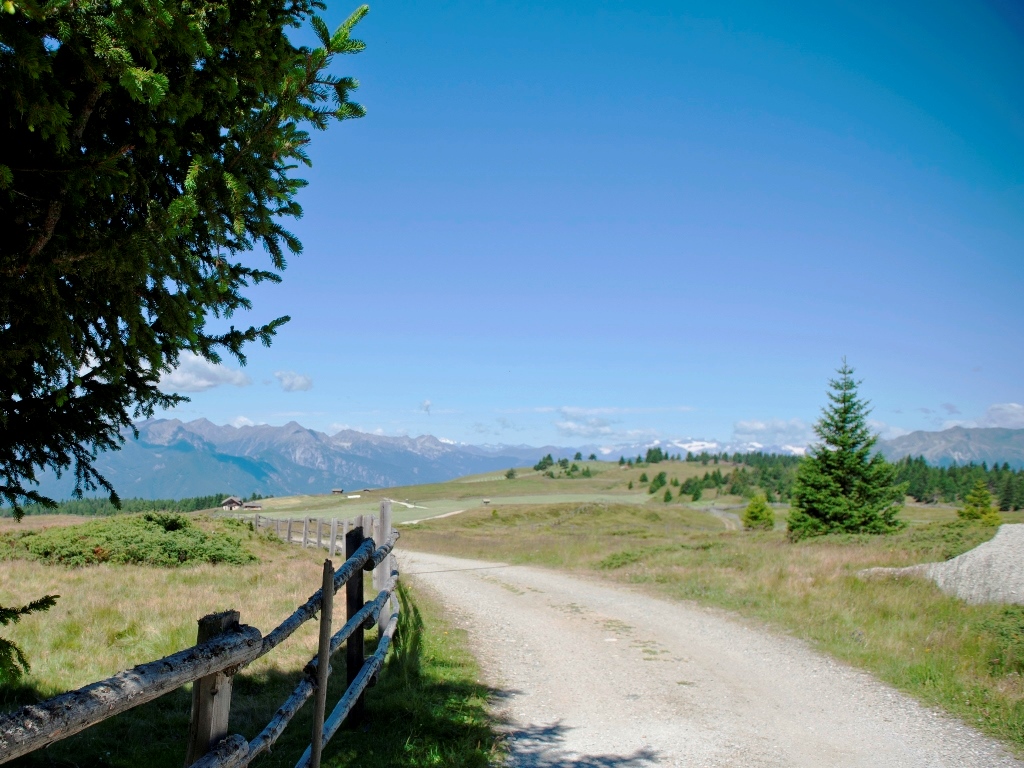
[
  {"xmin": 0, "ymin": 515, "xmax": 502, "ymax": 767},
  {"xmin": 399, "ymin": 485, "xmax": 1024, "ymax": 754},
  {"xmin": 252, "ymin": 458, "xmax": 746, "ymax": 524},
  {"xmin": 4, "ymin": 457, "xmax": 1022, "ymax": 762}
]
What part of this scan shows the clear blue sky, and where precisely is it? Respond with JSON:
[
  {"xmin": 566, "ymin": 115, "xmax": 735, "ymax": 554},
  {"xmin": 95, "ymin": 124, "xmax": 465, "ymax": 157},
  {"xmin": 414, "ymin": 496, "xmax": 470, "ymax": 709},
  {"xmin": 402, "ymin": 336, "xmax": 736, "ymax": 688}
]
[{"xmin": 161, "ymin": 0, "xmax": 1024, "ymax": 449}]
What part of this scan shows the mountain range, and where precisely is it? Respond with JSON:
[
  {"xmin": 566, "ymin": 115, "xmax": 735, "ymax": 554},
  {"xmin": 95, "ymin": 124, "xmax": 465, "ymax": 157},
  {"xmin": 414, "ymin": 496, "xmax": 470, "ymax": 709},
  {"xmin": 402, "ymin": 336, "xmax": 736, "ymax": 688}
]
[
  {"xmin": 32, "ymin": 419, "xmax": 575, "ymax": 501},
  {"xmin": 30, "ymin": 420, "xmax": 1024, "ymax": 501},
  {"xmin": 876, "ymin": 427, "xmax": 1024, "ymax": 469}
]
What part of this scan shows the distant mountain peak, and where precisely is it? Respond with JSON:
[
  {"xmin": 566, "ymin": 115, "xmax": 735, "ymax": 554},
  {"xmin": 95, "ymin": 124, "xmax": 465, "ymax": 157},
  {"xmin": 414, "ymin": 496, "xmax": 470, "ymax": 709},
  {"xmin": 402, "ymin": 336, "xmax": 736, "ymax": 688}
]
[{"xmin": 879, "ymin": 426, "xmax": 1024, "ymax": 469}]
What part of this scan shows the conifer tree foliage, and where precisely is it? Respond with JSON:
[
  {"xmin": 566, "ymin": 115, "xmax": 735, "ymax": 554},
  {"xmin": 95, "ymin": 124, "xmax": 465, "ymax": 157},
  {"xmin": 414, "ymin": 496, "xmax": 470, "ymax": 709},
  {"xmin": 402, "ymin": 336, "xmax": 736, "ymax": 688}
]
[
  {"xmin": 788, "ymin": 361, "xmax": 907, "ymax": 540},
  {"xmin": 742, "ymin": 493, "xmax": 774, "ymax": 530},
  {"xmin": 0, "ymin": 0, "xmax": 369, "ymax": 516},
  {"xmin": 960, "ymin": 479, "xmax": 1001, "ymax": 526},
  {"xmin": 0, "ymin": 594, "xmax": 58, "ymax": 682}
]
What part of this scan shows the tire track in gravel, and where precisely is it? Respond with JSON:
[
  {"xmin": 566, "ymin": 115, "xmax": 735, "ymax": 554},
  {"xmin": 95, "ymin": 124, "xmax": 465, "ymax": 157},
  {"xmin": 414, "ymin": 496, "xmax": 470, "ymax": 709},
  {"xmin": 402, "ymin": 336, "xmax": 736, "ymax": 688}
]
[{"xmin": 401, "ymin": 550, "xmax": 1022, "ymax": 768}]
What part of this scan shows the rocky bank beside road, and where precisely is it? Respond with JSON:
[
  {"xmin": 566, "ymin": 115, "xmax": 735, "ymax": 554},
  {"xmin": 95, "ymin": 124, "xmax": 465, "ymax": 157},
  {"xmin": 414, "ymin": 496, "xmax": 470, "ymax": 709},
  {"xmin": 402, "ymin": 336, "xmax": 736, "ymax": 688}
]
[
  {"xmin": 861, "ymin": 523, "xmax": 1024, "ymax": 605},
  {"xmin": 402, "ymin": 550, "xmax": 1022, "ymax": 768}
]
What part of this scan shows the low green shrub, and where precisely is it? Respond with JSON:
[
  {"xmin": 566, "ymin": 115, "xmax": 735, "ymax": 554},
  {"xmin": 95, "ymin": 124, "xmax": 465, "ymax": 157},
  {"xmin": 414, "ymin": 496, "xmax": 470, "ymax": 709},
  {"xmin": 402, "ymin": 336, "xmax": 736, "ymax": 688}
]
[
  {"xmin": 0, "ymin": 514, "xmax": 257, "ymax": 567},
  {"xmin": 597, "ymin": 550, "xmax": 643, "ymax": 569}
]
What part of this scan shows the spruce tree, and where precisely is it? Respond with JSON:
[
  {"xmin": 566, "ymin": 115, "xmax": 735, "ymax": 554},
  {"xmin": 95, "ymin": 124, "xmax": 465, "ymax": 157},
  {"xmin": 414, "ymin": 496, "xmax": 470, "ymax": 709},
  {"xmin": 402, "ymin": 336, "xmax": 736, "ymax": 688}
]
[
  {"xmin": 960, "ymin": 479, "xmax": 997, "ymax": 521},
  {"xmin": 788, "ymin": 361, "xmax": 906, "ymax": 540},
  {"xmin": 1, "ymin": 0, "xmax": 369, "ymax": 515},
  {"xmin": 742, "ymin": 494, "xmax": 774, "ymax": 530},
  {"xmin": 998, "ymin": 475, "xmax": 1015, "ymax": 512}
]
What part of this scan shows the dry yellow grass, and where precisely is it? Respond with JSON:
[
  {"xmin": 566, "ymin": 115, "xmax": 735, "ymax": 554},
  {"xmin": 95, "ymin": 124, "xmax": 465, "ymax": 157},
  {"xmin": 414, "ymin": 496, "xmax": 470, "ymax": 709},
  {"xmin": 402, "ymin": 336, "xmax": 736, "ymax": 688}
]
[
  {"xmin": 2, "ymin": 525, "xmax": 327, "ymax": 698},
  {"xmin": 1, "ymin": 514, "xmax": 502, "ymax": 768}
]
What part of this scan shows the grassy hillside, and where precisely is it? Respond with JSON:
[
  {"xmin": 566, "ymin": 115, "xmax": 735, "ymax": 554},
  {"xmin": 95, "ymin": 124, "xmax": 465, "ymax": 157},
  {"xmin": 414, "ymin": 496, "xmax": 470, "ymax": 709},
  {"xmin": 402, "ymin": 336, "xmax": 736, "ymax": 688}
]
[{"xmin": 248, "ymin": 458, "xmax": 755, "ymax": 524}]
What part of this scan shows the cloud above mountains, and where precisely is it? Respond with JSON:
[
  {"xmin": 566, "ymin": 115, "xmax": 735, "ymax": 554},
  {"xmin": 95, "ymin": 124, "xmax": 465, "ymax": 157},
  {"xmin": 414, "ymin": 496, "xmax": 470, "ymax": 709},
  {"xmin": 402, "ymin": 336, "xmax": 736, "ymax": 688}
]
[
  {"xmin": 977, "ymin": 403, "xmax": 1024, "ymax": 429},
  {"xmin": 554, "ymin": 414, "xmax": 616, "ymax": 439},
  {"xmin": 160, "ymin": 352, "xmax": 251, "ymax": 393},
  {"xmin": 731, "ymin": 418, "xmax": 812, "ymax": 447},
  {"xmin": 274, "ymin": 371, "xmax": 313, "ymax": 392}
]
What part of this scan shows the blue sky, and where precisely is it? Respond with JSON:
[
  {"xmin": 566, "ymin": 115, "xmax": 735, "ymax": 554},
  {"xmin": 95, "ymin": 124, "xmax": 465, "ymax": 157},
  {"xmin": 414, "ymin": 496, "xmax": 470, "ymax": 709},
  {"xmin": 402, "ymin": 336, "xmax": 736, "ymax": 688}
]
[{"xmin": 160, "ymin": 0, "xmax": 1024, "ymax": 449}]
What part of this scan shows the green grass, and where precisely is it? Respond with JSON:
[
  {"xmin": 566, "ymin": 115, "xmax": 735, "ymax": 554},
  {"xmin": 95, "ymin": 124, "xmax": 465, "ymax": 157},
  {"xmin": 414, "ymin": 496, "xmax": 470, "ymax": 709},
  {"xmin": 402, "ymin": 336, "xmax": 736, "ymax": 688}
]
[
  {"xmin": 1, "ymin": 516, "xmax": 502, "ymax": 767},
  {"xmin": 247, "ymin": 459, "xmax": 743, "ymax": 524},
  {"xmin": 401, "ymin": 501, "xmax": 1024, "ymax": 754}
]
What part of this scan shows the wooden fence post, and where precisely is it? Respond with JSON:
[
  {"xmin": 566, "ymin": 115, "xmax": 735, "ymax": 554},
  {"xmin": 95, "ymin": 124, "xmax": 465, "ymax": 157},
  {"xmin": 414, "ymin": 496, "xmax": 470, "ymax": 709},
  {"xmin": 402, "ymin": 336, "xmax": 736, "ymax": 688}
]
[
  {"xmin": 375, "ymin": 501, "xmax": 392, "ymax": 637},
  {"xmin": 317, "ymin": 518, "xmax": 323, "ymax": 549},
  {"xmin": 184, "ymin": 610, "xmax": 239, "ymax": 766},
  {"xmin": 302, "ymin": 518, "xmax": 309, "ymax": 548},
  {"xmin": 310, "ymin": 559, "xmax": 334, "ymax": 768},
  {"xmin": 345, "ymin": 518, "xmax": 366, "ymax": 725},
  {"xmin": 287, "ymin": 518, "xmax": 294, "ymax": 545},
  {"xmin": 329, "ymin": 518, "xmax": 338, "ymax": 558}
]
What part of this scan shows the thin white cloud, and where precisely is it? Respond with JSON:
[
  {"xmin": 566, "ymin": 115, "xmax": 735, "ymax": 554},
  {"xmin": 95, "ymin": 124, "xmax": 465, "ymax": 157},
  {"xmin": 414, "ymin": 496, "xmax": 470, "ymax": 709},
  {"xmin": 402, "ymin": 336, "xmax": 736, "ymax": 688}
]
[
  {"xmin": 554, "ymin": 416, "xmax": 615, "ymax": 439},
  {"xmin": 421, "ymin": 399, "xmax": 432, "ymax": 415},
  {"xmin": 274, "ymin": 371, "xmax": 313, "ymax": 392},
  {"xmin": 868, "ymin": 419, "xmax": 910, "ymax": 440},
  {"xmin": 231, "ymin": 416, "xmax": 255, "ymax": 428},
  {"xmin": 732, "ymin": 418, "xmax": 813, "ymax": 447},
  {"xmin": 940, "ymin": 402, "xmax": 960, "ymax": 415},
  {"xmin": 160, "ymin": 352, "xmax": 251, "ymax": 393},
  {"xmin": 977, "ymin": 403, "xmax": 1024, "ymax": 429}
]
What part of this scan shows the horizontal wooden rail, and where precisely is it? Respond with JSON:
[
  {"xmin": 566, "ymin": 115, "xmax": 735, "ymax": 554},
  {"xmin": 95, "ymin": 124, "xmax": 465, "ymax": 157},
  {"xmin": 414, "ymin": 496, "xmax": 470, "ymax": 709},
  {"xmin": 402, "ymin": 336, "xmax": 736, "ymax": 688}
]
[
  {"xmin": 186, "ymin": 567, "xmax": 402, "ymax": 768},
  {"xmin": 0, "ymin": 624, "xmax": 261, "ymax": 762},
  {"xmin": 297, "ymin": 610, "xmax": 400, "ymax": 768},
  {"xmin": 364, "ymin": 529, "xmax": 399, "ymax": 570},
  {"xmin": 258, "ymin": 538, "xmax": 376, "ymax": 657},
  {"xmin": 306, "ymin": 570, "xmax": 399, "ymax": 676}
]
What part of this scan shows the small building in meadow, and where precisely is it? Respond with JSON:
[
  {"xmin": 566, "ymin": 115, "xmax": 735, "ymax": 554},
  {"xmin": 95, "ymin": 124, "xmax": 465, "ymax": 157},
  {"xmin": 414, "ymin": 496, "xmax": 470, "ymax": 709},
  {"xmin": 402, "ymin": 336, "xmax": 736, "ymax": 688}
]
[
  {"xmin": 221, "ymin": 496, "xmax": 243, "ymax": 511},
  {"xmin": 331, "ymin": 489, "xmax": 345, "ymax": 495},
  {"xmin": 242, "ymin": 502, "xmax": 263, "ymax": 510}
]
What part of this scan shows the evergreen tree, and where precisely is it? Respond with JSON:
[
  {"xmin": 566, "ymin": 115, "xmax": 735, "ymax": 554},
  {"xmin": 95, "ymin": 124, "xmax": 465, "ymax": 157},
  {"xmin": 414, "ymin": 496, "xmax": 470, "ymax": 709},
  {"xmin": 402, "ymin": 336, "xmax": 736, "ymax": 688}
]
[
  {"xmin": 788, "ymin": 361, "xmax": 907, "ymax": 539},
  {"xmin": 742, "ymin": 494, "xmax": 774, "ymax": 531},
  {"xmin": 960, "ymin": 479, "xmax": 996, "ymax": 521},
  {"xmin": 1, "ymin": 0, "xmax": 370, "ymax": 515},
  {"xmin": 998, "ymin": 474, "xmax": 1015, "ymax": 512},
  {"xmin": 1, "ymin": 594, "xmax": 59, "ymax": 683}
]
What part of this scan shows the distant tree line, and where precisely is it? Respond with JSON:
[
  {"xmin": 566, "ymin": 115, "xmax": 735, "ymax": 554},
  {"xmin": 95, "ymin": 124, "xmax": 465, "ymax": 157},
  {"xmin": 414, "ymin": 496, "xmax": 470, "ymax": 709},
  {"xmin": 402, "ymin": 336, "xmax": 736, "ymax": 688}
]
[
  {"xmin": 533, "ymin": 454, "xmax": 593, "ymax": 478},
  {"xmin": 4, "ymin": 493, "xmax": 229, "ymax": 518},
  {"xmin": 892, "ymin": 456, "xmax": 1024, "ymax": 510}
]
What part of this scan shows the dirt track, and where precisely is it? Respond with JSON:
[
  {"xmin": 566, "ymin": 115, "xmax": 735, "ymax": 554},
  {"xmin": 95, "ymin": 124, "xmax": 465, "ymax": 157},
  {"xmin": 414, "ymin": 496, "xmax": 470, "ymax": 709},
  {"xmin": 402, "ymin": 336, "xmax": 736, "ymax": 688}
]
[{"xmin": 401, "ymin": 550, "xmax": 1022, "ymax": 768}]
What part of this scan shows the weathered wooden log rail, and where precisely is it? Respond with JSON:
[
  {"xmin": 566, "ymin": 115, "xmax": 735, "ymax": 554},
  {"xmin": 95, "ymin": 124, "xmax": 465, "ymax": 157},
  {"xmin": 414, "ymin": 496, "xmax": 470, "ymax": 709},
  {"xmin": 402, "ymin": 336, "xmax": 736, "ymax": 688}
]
[{"xmin": 0, "ymin": 502, "xmax": 400, "ymax": 768}]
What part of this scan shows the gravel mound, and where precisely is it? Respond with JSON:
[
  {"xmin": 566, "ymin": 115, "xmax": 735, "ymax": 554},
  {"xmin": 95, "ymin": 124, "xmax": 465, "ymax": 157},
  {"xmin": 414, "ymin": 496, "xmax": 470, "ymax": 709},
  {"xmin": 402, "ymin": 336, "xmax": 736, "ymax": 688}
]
[{"xmin": 860, "ymin": 524, "xmax": 1024, "ymax": 605}]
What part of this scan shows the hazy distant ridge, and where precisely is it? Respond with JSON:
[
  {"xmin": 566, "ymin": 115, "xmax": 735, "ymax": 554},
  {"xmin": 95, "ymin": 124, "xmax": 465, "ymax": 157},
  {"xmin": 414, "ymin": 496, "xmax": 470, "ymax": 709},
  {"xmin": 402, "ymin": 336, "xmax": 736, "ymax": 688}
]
[
  {"xmin": 30, "ymin": 420, "xmax": 1024, "ymax": 501},
  {"xmin": 877, "ymin": 426, "xmax": 1024, "ymax": 469},
  {"xmin": 33, "ymin": 419, "xmax": 566, "ymax": 501}
]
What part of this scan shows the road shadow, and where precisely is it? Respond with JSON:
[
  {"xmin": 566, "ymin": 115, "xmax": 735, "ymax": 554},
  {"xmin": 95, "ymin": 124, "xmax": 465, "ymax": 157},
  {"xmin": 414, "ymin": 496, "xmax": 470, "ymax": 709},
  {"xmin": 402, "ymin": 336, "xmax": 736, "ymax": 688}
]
[{"xmin": 501, "ymin": 721, "xmax": 661, "ymax": 767}]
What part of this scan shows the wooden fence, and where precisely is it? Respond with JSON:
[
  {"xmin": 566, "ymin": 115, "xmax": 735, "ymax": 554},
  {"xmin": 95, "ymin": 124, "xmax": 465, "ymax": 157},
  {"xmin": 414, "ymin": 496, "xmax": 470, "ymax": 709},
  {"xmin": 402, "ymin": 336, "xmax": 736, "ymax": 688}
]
[{"xmin": 0, "ymin": 501, "xmax": 400, "ymax": 768}]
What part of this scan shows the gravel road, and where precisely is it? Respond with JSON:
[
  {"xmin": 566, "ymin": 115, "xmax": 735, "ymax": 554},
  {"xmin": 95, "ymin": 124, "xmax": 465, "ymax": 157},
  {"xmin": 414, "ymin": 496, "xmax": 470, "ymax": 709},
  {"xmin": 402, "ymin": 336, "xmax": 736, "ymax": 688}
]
[{"xmin": 401, "ymin": 550, "xmax": 1022, "ymax": 768}]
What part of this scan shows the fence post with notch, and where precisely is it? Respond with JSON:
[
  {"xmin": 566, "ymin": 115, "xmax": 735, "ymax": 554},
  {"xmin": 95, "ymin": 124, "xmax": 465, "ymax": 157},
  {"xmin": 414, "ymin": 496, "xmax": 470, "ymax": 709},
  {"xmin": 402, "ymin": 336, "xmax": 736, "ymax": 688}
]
[{"xmin": 184, "ymin": 610, "xmax": 240, "ymax": 766}]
